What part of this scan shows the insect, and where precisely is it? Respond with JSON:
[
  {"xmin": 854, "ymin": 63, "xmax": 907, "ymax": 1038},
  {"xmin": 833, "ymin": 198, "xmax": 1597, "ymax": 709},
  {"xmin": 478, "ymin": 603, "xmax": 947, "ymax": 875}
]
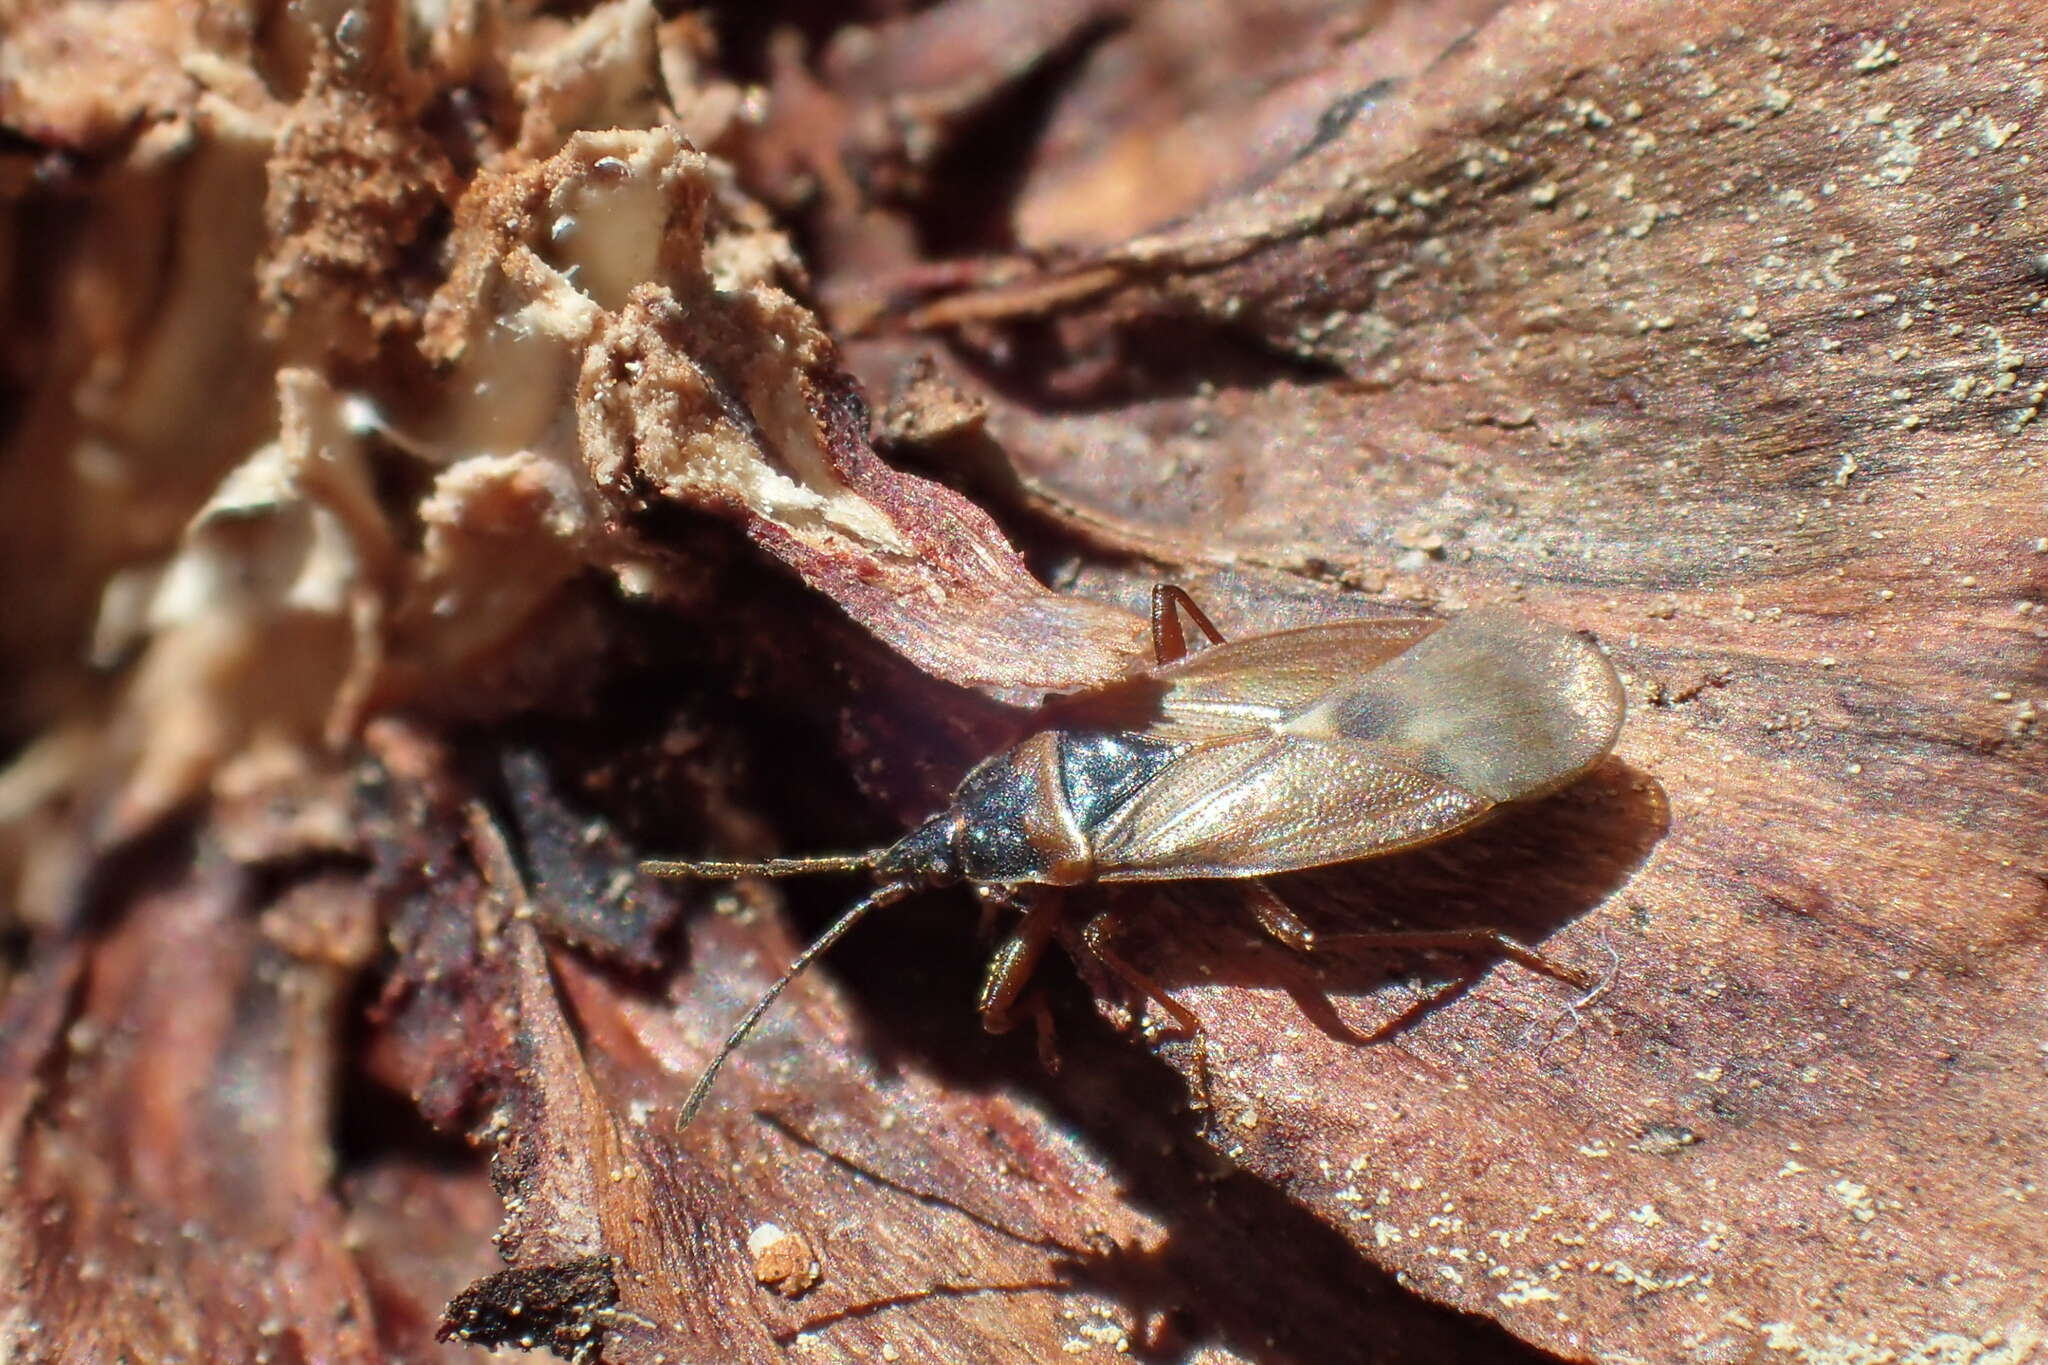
[{"xmin": 646, "ymin": 585, "xmax": 1626, "ymax": 1124}]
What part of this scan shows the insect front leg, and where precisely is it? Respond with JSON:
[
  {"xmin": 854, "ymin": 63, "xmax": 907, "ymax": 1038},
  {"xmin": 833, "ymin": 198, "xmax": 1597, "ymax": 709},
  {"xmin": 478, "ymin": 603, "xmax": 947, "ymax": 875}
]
[
  {"xmin": 977, "ymin": 889, "xmax": 1058, "ymax": 1029},
  {"xmin": 1080, "ymin": 907, "xmax": 1212, "ymax": 1117},
  {"xmin": 1150, "ymin": 584, "xmax": 1228, "ymax": 665},
  {"xmin": 977, "ymin": 889, "xmax": 1062, "ymax": 1070},
  {"xmin": 1245, "ymin": 878, "xmax": 1591, "ymax": 989},
  {"xmin": 973, "ymin": 883, "xmax": 1007, "ymax": 941}
]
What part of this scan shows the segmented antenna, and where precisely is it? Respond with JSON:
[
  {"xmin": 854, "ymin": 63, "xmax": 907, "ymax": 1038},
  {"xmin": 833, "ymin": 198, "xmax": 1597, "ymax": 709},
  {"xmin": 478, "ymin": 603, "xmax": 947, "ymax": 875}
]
[
  {"xmin": 640, "ymin": 850, "xmax": 905, "ymax": 1126},
  {"xmin": 639, "ymin": 852, "xmax": 879, "ymax": 879},
  {"xmin": 675, "ymin": 881, "xmax": 912, "ymax": 1127}
]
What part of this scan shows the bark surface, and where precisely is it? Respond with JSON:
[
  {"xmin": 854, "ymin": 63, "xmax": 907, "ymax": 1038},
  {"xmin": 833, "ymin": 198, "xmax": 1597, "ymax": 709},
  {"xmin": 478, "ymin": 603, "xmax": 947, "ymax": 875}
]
[{"xmin": 1, "ymin": 1, "xmax": 2042, "ymax": 1362}]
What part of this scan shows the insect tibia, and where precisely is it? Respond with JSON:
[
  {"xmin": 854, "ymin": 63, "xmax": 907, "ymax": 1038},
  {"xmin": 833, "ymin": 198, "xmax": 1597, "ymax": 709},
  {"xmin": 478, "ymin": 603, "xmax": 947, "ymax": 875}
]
[{"xmin": 639, "ymin": 852, "xmax": 879, "ymax": 879}]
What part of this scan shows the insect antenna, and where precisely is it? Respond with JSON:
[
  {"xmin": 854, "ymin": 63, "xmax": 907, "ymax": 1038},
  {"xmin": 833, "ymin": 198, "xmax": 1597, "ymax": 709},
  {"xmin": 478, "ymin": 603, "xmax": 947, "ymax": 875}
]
[
  {"xmin": 640, "ymin": 852, "xmax": 880, "ymax": 879},
  {"xmin": 676, "ymin": 880, "xmax": 914, "ymax": 1128}
]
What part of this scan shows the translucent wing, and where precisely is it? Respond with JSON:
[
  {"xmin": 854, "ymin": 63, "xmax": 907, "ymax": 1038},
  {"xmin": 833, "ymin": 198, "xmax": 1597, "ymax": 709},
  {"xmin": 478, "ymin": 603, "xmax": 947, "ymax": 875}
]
[
  {"xmin": 1155, "ymin": 616, "xmax": 1439, "ymax": 727},
  {"xmin": 1057, "ymin": 617, "xmax": 1440, "ymax": 739},
  {"xmin": 1284, "ymin": 606, "xmax": 1624, "ymax": 803},
  {"xmin": 1086, "ymin": 608, "xmax": 1624, "ymax": 879}
]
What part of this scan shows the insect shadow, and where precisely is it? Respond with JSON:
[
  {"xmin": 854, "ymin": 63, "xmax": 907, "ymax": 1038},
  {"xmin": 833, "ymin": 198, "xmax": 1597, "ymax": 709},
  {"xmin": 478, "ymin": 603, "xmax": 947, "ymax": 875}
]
[
  {"xmin": 756, "ymin": 940, "xmax": 1580, "ymax": 1365},
  {"xmin": 750, "ymin": 764, "xmax": 1665, "ymax": 1359},
  {"xmin": 1063, "ymin": 754, "xmax": 1667, "ymax": 1051}
]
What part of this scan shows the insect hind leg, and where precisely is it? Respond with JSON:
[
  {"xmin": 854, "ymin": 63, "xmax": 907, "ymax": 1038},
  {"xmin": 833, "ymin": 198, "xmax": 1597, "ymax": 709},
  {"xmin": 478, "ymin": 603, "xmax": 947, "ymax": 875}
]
[
  {"xmin": 1150, "ymin": 584, "xmax": 1228, "ymax": 665},
  {"xmin": 1246, "ymin": 879, "xmax": 1590, "ymax": 988},
  {"xmin": 1080, "ymin": 908, "xmax": 1213, "ymax": 1117},
  {"xmin": 1245, "ymin": 878, "xmax": 1318, "ymax": 950}
]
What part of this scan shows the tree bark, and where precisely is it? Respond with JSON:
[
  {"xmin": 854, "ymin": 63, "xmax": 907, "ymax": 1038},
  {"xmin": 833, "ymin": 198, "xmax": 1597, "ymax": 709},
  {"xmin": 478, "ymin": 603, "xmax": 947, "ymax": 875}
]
[{"xmin": 2, "ymin": 1, "xmax": 2042, "ymax": 1362}]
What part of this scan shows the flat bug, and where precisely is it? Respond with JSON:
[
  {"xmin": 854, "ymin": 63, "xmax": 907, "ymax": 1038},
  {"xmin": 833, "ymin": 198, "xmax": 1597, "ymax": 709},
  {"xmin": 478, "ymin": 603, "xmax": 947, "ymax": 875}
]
[{"xmin": 646, "ymin": 585, "xmax": 1625, "ymax": 1123}]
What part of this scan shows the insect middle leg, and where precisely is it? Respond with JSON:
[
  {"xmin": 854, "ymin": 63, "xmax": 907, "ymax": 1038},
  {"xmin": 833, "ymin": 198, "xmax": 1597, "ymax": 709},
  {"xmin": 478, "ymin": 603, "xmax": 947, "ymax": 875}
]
[
  {"xmin": 1245, "ymin": 879, "xmax": 1591, "ymax": 988},
  {"xmin": 1080, "ymin": 907, "xmax": 1213, "ymax": 1115},
  {"xmin": 1150, "ymin": 584, "xmax": 1227, "ymax": 665}
]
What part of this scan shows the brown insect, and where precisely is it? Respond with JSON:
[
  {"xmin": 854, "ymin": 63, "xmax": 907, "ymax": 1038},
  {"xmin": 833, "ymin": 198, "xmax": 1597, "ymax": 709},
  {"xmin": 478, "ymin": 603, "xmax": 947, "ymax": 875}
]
[{"xmin": 646, "ymin": 586, "xmax": 1626, "ymax": 1123}]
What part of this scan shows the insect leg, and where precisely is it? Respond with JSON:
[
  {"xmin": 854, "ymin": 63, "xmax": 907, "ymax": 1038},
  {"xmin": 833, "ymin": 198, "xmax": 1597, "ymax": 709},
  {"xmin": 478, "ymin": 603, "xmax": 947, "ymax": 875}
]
[
  {"xmin": 977, "ymin": 890, "xmax": 1060, "ymax": 1034},
  {"xmin": 1244, "ymin": 878, "xmax": 1318, "ymax": 951},
  {"xmin": 1246, "ymin": 879, "xmax": 1590, "ymax": 988},
  {"xmin": 974, "ymin": 883, "xmax": 1006, "ymax": 940},
  {"xmin": 1330, "ymin": 930, "xmax": 1592, "ymax": 989},
  {"xmin": 1150, "ymin": 584, "xmax": 1228, "ymax": 665},
  {"xmin": 1081, "ymin": 908, "xmax": 1212, "ymax": 1115}
]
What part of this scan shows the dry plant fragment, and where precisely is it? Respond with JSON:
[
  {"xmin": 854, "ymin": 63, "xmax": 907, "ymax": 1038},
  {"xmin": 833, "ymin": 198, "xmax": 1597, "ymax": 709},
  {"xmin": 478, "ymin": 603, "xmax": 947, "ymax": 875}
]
[
  {"xmin": 0, "ymin": 5, "xmax": 1168, "ymax": 1363},
  {"xmin": 416, "ymin": 123, "xmax": 1147, "ymax": 695},
  {"xmin": 747, "ymin": 1222, "xmax": 823, "ymax": 1298},
  {"xmin": 438, "ymin": 1255, "xmax": 620, "ymax": 1362},
  {"xmin": 2, "ymin": 4, "xmax": 1193, "ymax": 1360}
]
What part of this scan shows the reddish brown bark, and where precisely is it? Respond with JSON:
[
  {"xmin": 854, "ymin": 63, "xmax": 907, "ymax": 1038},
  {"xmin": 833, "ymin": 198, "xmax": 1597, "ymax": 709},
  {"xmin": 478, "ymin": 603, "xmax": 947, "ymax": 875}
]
[{"xmin": 3, "ymin": 1, "xmax": 2043, "ymax": 1362}]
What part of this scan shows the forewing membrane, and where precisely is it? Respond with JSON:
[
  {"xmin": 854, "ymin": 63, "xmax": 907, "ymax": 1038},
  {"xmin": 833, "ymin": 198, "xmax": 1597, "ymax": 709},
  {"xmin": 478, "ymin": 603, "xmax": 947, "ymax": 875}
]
[{"xmin": 1285, "ymin": 607, "xmax": 1625, "ymax": 803}]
